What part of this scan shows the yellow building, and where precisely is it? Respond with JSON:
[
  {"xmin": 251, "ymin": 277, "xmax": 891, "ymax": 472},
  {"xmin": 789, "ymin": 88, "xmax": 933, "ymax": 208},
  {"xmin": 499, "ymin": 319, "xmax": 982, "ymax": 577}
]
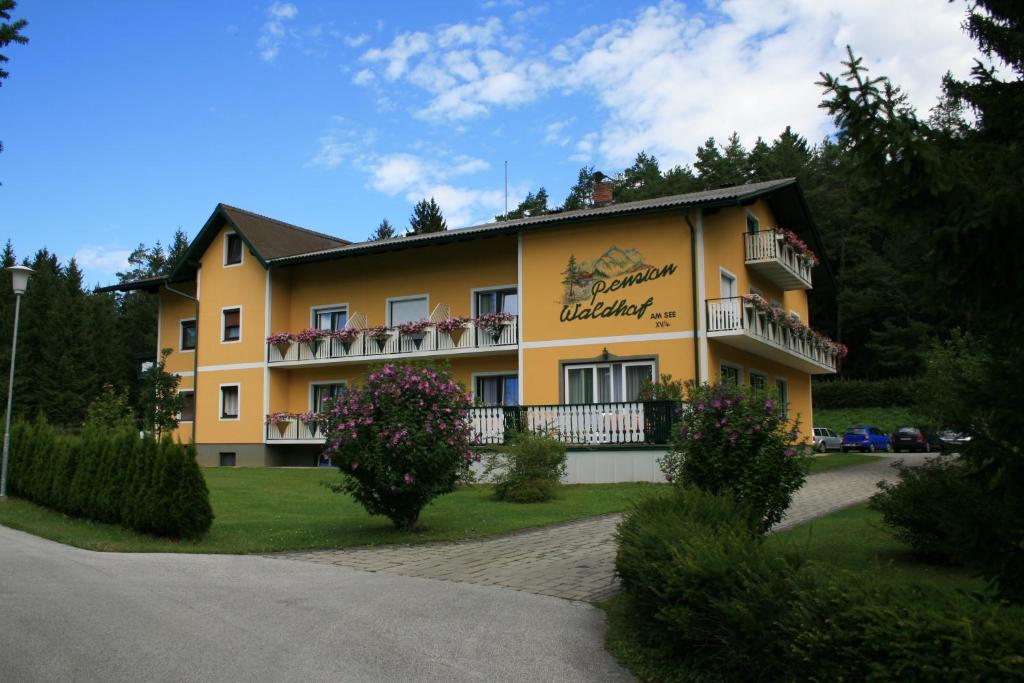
[{"xmin": 107, "ymin": 178, "xmax": 838, "ymax": 467}]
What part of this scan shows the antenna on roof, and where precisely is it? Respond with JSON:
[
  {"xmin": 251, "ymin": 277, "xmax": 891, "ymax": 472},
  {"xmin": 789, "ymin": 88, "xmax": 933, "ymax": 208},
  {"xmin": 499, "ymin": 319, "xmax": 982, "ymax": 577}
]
[{"xmin": 504, "ymin": 160, "xmax": 509, "ymax": 220}]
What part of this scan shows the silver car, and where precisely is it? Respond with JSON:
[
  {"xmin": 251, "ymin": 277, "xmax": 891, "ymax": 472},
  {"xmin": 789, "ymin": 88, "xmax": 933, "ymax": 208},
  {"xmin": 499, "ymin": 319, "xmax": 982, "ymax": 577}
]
[{"xmin": 813, "ymin": 427, "xmax": 842, "ymax": 453}]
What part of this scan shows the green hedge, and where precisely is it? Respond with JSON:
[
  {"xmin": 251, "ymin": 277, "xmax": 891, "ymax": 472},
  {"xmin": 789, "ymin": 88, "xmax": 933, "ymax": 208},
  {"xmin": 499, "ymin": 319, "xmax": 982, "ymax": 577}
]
[
  {"xmin": 614, "ymin": 488, "xmax": 1024, "ymax": 681},
  {"xmin": 7, "ymin": 419, "xmax": 213, "ymax": 539},
  {"xmin": 812, "ymin": 377, "xmax": 922, "ymax": 409}
]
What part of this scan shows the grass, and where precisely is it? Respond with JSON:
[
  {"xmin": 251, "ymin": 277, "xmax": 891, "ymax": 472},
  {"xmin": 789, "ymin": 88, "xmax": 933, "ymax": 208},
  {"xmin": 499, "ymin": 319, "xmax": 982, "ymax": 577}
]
[
  {"xmin": 0, "ymin": 467, "xmax": 654, "ymax": 554},
  {"xmin": 813, "ymin": 405, "xmax": 922, "ymax": 435},
  {"xmin": 806, "ymin": 452, "xmax": 880, "ymax": 474}
]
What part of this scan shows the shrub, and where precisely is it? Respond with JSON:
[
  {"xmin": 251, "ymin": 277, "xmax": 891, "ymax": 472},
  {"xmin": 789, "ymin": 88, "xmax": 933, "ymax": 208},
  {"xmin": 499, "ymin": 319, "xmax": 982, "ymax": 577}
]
[
  {"xmin": 614, "ymin": 486, "xmax": 1024, "ymax": 681},
  {"xmin": 321, "ymin": 362, "xmax": 476, "ymax": 529},
  {"xmin": 638, "ymin": 373, "xmax": 685, "ymax": 401},
  {"xmin": 485, "ymin": 430, "xmax": 567, "ymax": 503},
  {"xmin": 6, "ymin": 418, "xmax": 212, "ymax": 539},
  {"xmin": 812, "ymin": 376, "xmax": 923, "ymax": 409},
  {"xmin": 659, "ymin": 382, "xmax": 810, "ymax": 532}
]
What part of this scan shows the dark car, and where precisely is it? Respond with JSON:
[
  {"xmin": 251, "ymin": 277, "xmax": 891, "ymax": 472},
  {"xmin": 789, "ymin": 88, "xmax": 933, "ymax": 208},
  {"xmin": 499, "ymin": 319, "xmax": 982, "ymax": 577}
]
[
  {"xmin": 892, "ymin": 426, "xmax": 937, "ymax": 453},
  {"xmin": 841, "ymin": 425, "xmax": 892, "ymax": 453},
  {"xmin": 938, "ymin": 429, "xmax": 972, "ymax": 452}
]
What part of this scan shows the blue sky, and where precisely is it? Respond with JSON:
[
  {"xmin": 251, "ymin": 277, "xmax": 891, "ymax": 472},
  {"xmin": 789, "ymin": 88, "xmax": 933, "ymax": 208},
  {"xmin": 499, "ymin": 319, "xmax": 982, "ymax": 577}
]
[{"xmin": 2, "ymin": 1, "xmax": 978, "ymax": 286}]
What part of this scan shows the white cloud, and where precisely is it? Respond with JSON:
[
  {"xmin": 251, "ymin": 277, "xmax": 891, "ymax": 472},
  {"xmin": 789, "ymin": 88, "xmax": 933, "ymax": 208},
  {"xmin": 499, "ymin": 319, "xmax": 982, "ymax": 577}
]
[
  {"xmin": 308, "ymin": 126, "xmax": 375, "ymax": 170},
  {"xmin": 352, "ymin": 68, "xmax": 375, "ymax": 85},
  {"xmin": 257, "ymin": 2, "xmax": 299, "ymax": 62},
  {"xmin": 344, "ymin": 33, "xmax": 370, "ymax": 48},
  {"xmin": 75, "ymin": 246, "xmax": 132, "ymax": 277},
  {"xmin": 544, "ymin": 118, "xmax": 574, "ymax": 146},
  {"xmin": 354, "ymin": 0, "xmax": 978, "ymax": 165}
]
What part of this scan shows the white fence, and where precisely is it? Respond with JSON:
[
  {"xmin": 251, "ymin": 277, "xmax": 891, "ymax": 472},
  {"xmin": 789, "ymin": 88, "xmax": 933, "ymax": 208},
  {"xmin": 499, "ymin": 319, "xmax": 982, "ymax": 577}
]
[{"xmin": 469, "ymin": 401, "xmax": 676, "ymax": 446}]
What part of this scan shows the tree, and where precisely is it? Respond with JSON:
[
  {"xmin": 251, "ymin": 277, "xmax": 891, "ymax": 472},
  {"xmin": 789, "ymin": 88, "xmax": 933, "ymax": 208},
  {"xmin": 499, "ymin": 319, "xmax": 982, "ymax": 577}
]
[
  {"xmin": 408, "ymin": 198, "xmax": 447, "ymax": 234},
  {"xmin": 141, "ymin": 348, "xmax": 185, "ymax": 440},
  {"xmin": 368, "ymin": 218, "xmax": 396, "ymax": 241},
  {"xmin": 0, "ymin": 0, "xmax": 27, "ymax": 85},
  {"xmin": 497, "ymin": 187, "xmax": 549, "ymax": 221},
  {"xmin": 562, "ymin": 166, "xmax": 595, "ymax": 211},
  {"xmin": 613, "ymin": 152, "xmax": 665, "ymax": 202}
]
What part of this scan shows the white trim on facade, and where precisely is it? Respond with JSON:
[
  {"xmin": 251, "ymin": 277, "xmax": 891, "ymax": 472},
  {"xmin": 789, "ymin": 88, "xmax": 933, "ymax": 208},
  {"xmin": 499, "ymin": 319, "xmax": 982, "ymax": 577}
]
[
  {"xmin": 696, "ymin": 208, "xmax": 709, "ymax": 382},
  {"xmin": 309, "ymin": 302, "xmax": 349, "ymax": 328},
  {"xmin": 263, "ymin": 269, "xmax": 271, "ymax": 431},
  {"xmin": 469, "ymin": 284, "xmax": 518, "ymax": 317},
  {"xmin": 218, "ymin": 383, "xmax": 241, "ymax": 421},
  {"xmin": 198, "ymin": 362, "xmax": 264, "ymax": 373},
  {"xmin": 517, "ymin": 233, "xmax": 524, "ymax": 405},
  {"xmin": 220, "ymin": 305, "xmax": 243, "ymax": 344},
  {"xmin": 521, "ymin": 330, "xmax": 694, "ymax": 350}
]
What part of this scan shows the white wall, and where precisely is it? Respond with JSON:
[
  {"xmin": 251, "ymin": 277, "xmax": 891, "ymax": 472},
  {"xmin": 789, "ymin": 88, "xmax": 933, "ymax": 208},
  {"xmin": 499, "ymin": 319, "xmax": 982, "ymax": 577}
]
[{"xmin": 473, "ymin": 449, "xmax": 669, "ymax": 485}]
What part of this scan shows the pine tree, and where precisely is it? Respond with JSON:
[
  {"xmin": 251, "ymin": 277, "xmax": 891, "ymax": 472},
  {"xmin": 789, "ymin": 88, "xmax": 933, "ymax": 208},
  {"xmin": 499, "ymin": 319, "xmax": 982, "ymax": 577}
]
[
  {"xmin": 408, "ymin": 198, "xmax": 447, "ymax": 234},
  {"xmin": 562, "ymin": 166, "xmax": 596, "ymax": 211},
  {"xmin": 0, "ymin": 0, "xmax": 28, "ymax": 84},
  {"xmin": 368, "ymin": 218, "xmax": 396, "ymax": 241},
  {"xmin": 497, "ymin": 188, "xmax": 550, "ymax": 221},
  {"xmin": 614, "ymin": 151, "xmax": 664, "ymax": 202}
]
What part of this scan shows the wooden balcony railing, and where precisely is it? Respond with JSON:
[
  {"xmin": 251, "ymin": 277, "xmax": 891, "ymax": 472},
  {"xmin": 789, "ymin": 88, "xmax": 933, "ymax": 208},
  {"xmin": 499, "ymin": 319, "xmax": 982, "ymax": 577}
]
[
  {"xmin": 743, "ymin": 230, "xmax": 814, "ymax": 290},
  {"xmin": 469, "ymin": 401, "xmax": 680, "ymax": 446},
  {"xmin": 706, "ymin": 297, "xmax": 838, "ymax": 373},
  {"xmin": 267, "ymin": 317, "xmax": 518, "ymax": 365}
]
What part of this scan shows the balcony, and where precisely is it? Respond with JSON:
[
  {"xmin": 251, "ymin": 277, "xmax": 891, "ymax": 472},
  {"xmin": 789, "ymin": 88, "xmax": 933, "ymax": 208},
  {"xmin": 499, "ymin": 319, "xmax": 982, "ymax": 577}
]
[
  {"xmin": 706, "ymin": 297, "xmax": 838, "ymax": 374},
  {"xmin": 265, "ymin": 400, "xmax": 679, "ymax": 446},
  {"xmin": 267, "ymin": 317, "xmax": 518, "ymax": 367},
  {"xmin": 743, "ymin": 230, "xmax": 813, "ymax": 290}
]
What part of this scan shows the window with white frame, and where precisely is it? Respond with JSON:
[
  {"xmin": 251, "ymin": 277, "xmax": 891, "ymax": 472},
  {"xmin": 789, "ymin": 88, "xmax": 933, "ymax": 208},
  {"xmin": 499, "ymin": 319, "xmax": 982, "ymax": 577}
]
[
  {"xmin": 311, "ymin": 382, "xmax": 346, "ymax": 411},
  {"xmin": 746, "ymin": 212, "xmax": 760, "ymax": 235},
  {"xmin": 180, "ymin": 319, "xmax": 197, "ymax": 351},
  {"xmin": 749, "ymin": 371, "xmax": 768, "ymax": 393},
  {"xmin": 720, "ymin": 364, "xmax": 741, "ymax": 386},
  {"xmin": 564, "ymin": 361, "xmax": 654, "ymax": 404},
  {"xmin": 475, "ymin": 288, "xmax": 518, "ymax": 316},
  {"xmin": 313, "ymin": 306, "xmax": 348, "ymax": 332},
  {"xmin": 475, "ymin": 374, "xmax": 518, "ymax": 406},
  {"xmin": 776, "ymin": 378, "xmax": 789, "ymax": 418},
  {"xmin": 224, "ymin": 232, "xmax": 243, "ymax": 265},
  {"xmin": 179, "ymin": 391, "xmax": 195, "ymax": 422},
  {"xmin": 222, "ymin": 308, "xmax": 241, "ymax": 342},
  {"xmin": 388, "ymin": 296, "xmax": 428, "ymax": 326},
  {"xmin": 220, "ymin": 385, "xmax": 239, "ymax": 419}
]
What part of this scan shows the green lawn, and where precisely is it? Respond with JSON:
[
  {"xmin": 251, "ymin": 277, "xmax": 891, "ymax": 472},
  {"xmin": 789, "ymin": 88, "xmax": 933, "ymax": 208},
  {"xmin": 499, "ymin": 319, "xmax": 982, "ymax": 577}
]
[
  {"xmin": 813, "ymin": 406, "xmax": 922, "ymax": 435},
  {"xmin": 806, "ymin": 452, "xmax": 880, "ymax": 474},
  {"xmin": 0, "ymin": 467, "xmax": 654, "ymax": 554}
]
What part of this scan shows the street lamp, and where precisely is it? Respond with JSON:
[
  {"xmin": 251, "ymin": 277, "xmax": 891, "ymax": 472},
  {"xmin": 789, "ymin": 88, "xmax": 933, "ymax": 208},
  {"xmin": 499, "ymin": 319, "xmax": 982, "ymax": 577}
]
[{"xmin": 0, "ymin": 265, "xmax": 33, "ymax": 500}]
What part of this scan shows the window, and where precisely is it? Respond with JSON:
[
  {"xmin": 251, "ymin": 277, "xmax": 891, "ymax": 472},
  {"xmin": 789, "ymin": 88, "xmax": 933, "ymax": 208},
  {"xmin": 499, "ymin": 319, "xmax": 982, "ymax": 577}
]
[
  {"xmin": 749, "ymin": 371, "xmax": 768, "ymax": 393},
  {"xmin": 219, "ymin": 452, "xmax": 236, "ymax": 467},
  {"xmin": 746, "ymin": 212, "xmax": 760, "ymax": 235},
  {"xmin": 720, "ymin": 270, "xmax": 737, "ymax": 298},
  {"xmin": 311, "ymin": 382, "xmax": 346, "ymax": 411},
  {"xmin": 720, "ymin": 364, "xmax": 741, "ymax": 386},
  {"xmin": 776, "ymin": 378, "xmax": 789, "ymax": 418},
  {"xmin": 388, "ymin": 296, "xmax": 428, "ymax": 326},
  {"xmin": 180, "ymin": 391, "xmax": 195, "ymax": 422},
  {"xmin": 475, "ymin": 288, "xmax": 518, "ymax": 316},
  {"xmin": 223, "ymin": 308, "xmax": 240, "ymax": 342},
  {"xmin": 563, "ymin": 361, "xmax": 654, "ymax": 404},
  {"xmin": 225, "ymin": 233, "xmax": 243, "ymax": 265},
  {"xmin": 220, "ymin": 385, "xmax": 239, "ymax": 419},
  {"xmin": 180, "ymin": 319, "xmax": 197, "ymax": 351},
  {"xmin": 313, "ymin": 306, "xmax": 348, "ymax": 332},
  {"xmin": 475, "ymin": 374, "xmax": 519, "ymax": 406}
]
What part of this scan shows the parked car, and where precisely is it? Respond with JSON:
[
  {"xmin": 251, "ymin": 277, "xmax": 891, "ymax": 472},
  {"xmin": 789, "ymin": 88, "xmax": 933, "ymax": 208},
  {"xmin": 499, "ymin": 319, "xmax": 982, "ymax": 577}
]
[
  {"xmin": 938, "ymin": 429, "xmax": 972, "ymax": 451},
  {"xmin": 841, "ymin": 425, "xmax": 892, "ymax": 453},
  {"xmin": 892, "ymin": 426, "xmax": 938, "ymax": 453},
  {"xmin": 812, "ymin": 427, "xmax": 842, "ymax": 453}
]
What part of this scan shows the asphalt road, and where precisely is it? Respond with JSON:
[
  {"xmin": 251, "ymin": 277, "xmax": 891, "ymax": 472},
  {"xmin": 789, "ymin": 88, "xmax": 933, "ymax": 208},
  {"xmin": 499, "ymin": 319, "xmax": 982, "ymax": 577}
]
[{"xmin": 0, "ymin": 526, "xmax": 632, "ymax": 682}]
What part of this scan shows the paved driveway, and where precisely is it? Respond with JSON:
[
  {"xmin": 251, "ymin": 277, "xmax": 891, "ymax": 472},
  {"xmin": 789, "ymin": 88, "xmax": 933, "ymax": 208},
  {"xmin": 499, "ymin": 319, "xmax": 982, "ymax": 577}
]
[
  {"xmin": 0, "ymin": 526, "xmax": 632, "ymax": 682},
  {"xmin": 277, "ymin": 453, "xmax": 930, "ymax": 602}
]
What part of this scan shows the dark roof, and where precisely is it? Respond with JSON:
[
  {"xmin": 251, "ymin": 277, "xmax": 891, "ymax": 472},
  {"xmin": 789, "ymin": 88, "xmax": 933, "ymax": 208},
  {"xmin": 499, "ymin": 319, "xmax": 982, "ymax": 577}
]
[{"xmin": 98, "ymin": 177, "xmax": 834, "ymax": 292}]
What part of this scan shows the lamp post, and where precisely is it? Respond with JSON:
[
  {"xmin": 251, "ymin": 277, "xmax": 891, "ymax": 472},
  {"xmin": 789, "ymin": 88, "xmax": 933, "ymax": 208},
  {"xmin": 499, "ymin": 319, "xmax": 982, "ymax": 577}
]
[{"xmin": 0, "ymin": 265, "xmax": 33, "ymax": 500}]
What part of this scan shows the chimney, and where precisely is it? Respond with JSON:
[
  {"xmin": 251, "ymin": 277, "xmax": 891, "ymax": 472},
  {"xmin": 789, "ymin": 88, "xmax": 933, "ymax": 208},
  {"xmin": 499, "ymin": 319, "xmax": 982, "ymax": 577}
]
[{"xmin": 592, "ymin": 171, "xmax": 613, "ymax": 206}]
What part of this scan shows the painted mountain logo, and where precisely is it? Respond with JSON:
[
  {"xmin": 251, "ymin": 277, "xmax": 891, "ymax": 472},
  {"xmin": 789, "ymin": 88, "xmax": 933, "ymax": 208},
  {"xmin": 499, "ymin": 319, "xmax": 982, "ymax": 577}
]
[{"xmin": 560, "ymin": 246, "xmax": 677, "ymax": 322}]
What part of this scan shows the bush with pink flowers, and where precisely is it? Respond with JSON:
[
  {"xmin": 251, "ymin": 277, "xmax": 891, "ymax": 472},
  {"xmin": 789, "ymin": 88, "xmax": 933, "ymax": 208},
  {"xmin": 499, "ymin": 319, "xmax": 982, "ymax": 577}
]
[
  {"xmin": 320, "ymin": 362, "xmax": 476, "ymax": 529},
  {"xmin": 659, "ymin": 382, "xmax": 810, "ymax": 533}
]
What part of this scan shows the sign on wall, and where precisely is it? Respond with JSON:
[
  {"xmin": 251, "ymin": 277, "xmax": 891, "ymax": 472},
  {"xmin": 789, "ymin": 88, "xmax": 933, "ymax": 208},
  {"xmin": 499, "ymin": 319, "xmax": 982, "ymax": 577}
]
[{"xmin": 559, "ymin": 246, "xmax": 677, "ymax": 323}]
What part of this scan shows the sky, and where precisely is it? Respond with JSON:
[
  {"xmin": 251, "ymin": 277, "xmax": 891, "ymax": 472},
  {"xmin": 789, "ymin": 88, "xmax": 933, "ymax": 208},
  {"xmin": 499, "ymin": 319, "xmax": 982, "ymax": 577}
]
[{"xmin": 1, "ymin": 0, "xmax": 982, "ymax": 286}]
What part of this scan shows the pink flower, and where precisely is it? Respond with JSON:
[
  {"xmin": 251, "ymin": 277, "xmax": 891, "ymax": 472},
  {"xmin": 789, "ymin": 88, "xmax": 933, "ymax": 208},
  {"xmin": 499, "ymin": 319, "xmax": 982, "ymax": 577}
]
[
  {"xmin": 403, "ymin": 473, "xmax": 415, "ymax": 484},
  {"xmin": 351, "ymin": 462, "xmax": 359, "ymax": 470}
]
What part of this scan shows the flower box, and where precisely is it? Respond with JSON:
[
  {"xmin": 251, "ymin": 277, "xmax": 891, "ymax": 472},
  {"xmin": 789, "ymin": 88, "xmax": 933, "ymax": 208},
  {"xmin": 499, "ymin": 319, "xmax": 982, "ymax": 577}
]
[
  {"xmin": 296, "ymin": 328, "xmax": 330, "ymax": 356},
  {"xmin": 475, "ymin": 312, "xmax": 515, "ymax": 342},
  {"xmin": 331, "ymin": 327, "xmax": 360, "ymax": 354},
  {"xmin": 364, "ymin": 325, "xmax": 391, "ymax": 352},
  {"xmin": 266, "ymin": 332, "xmax": 295, "ymax": 358},
  {"xmin": 435, "ymin": 316, "xmax": 469, "ymax": 346},
  {"xmin": 397, "ymin": 319, "xmax": 431, "ymax": 349},
  {"xmin": 265, "ymin": 411, "xmax": 294, "ymax": 437}
]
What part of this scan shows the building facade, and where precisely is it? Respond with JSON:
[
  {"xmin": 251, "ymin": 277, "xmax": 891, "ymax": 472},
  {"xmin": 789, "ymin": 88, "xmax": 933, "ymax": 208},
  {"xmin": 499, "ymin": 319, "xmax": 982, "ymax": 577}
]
[{"xmin": 109, "ymin": 178, "xmax": 838, "ymax": 467}]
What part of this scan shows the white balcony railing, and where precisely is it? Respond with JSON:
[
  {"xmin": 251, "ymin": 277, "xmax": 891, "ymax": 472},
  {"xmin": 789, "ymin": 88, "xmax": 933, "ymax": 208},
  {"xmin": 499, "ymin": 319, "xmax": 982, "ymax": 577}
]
[
  {"xmin": 268, "ymin": 317, "xmax": 518, "ymax": 365},
  {"xmin": 706, "ymin": 297, "xmax": 838, "ymax": 373},
  {"xmin": 744, "ymin": 230, "xmax": 814, "ymax": 290},
  {"xmin": 265, "ymin": 420, "xmax": 323, "ymax": 441}
]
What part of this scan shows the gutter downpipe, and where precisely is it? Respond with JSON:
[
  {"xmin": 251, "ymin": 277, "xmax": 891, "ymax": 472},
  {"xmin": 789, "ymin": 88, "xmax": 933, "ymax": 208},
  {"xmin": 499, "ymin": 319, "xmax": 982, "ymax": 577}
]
[
  {"xmin": 165, "ymin": 281, "xmax": 198, "ymax": 446},
  {"xmin": 684, "ymin": 209, "xmax": 701, "ymax": 385}
]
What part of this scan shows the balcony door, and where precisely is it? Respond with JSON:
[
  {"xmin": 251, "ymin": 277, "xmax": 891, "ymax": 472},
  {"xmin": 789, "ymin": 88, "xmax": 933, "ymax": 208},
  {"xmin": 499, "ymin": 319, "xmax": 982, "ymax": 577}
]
[
  {"xmin": 564, "ymin": 361, "xmax": 654, "ymax": 404},
  {"xmin": 720, "ymin": 270, "xmax": 739, "ymax": 328}
]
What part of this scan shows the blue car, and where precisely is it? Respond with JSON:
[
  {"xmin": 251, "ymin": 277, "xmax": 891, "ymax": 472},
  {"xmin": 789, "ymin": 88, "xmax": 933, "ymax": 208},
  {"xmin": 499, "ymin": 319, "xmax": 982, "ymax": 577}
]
[{"xmin": 841, "ymin": 425, "xmax": 893, "ymax": 453}]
